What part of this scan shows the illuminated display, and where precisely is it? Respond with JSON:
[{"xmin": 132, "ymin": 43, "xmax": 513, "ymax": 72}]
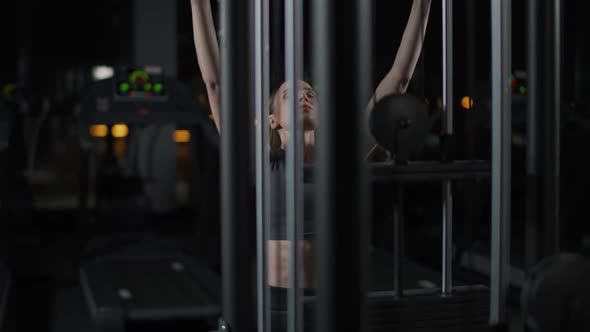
[
  {"xmin": 510, "ymin": 71, "xmax": 527, "ymax": 96},
  {"xmin": 114, "ymin": 67, "xmax": 167, "ymax": 99}
]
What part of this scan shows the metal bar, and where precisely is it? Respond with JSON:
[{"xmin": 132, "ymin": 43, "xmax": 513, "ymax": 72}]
[
  {"xmin": 358, "ymin": 1, "xmax": 372, "ymax": 329},
  {"xmin": 465, "ymin": 0, "xmax": 476, "ymax": 158},
  {"xmin": 254, "ymin": 0, "xmax": 271, "ymax": 330},
  {"xmin": 465, "ymin": 0, "xmax": 476, "ymax": 106},
  {"xmin": 490, "ymin": 0, "xmax": 512, "ymax": 325},
  {"xmin": 442, "ymin": 0, "xmax": 453, "ymax": 135},
  {"xmin": 441, "ymin": 0, "xmax": 454, "ymax": 295},
  {"xmin": 219, "ymin": 0, "xmax": 255, "ymax": 329},
  {"xmin": 526, "ymin": 1, "xmax": 538, "ymax": 178},
  {"xmin": 541, "ymin": 0, "xmax": 560, "ymax": 257},
  {"xmin": 313, "ymin": 0, "xmax": 369, "ymax": 331},
  {"xmin": 270, "ymin": 0, "xmax": 284, "ymax": 87},
  {"xmin": 442, "ymin": 180, "xmax": 453, "ymax": 294},
  {"xmin": 553, "ymin": 0, "xmax": 562, "ymax": 253},
  {"xmin": 393, "ymin": 185, "xmax": 404, "ymax": 296},
  {"xmin": 525, "ymin": 0, "xmax": 539, "ymax": 273},
  {"xmin": 285, "ymin": 0, "xmax": 304, "ymax": 331}
]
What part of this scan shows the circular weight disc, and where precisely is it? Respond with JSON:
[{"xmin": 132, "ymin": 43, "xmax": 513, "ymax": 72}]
[{"xmin": 369, "ymin": 94, "xmax": 430, "ymax": 161}]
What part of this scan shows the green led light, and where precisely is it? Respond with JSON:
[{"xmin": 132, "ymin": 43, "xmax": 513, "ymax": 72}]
[
  {"xmin": 2, "ymin": 83, "xmax": 15, "ymax": 97},
  {"xmin": 520, "ymin": 86, "xmax": 526, "ymax": 95},
  {"xmin": 129, "ymin": 70, "xmax": 150, "ymax": 83},
  {"xmin": 119, "ymin": 82, "xmax": 130, "ymax": 92},
  {"xmin": 144, "ymin": 83, "xmax": 152, "ymax": 91},
  {"xmin": 154, "ymin": 83, "xmax": 163, "ymax": 93}
]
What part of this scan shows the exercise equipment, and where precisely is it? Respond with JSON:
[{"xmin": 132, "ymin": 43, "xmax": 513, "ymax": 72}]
[
  {"xmin": 521, "ymin": 253, "xmax": 590, "ymax": 332},
  {"xmin": 369, "ymin": 96, "xmax": 491, "ymax": 331},
  {"xmin": 223, "ymin": 0, "xmax": 514, "ymax": 329},
  {"xmin": 80, "ymin": 236, "xmax": 220, "ymax": 332},
  {"xmin": 78, "ymin": 65, "xmax": 211, "ymax": 229},
  {"xmin": 369, "ymin": 94, "xmax": 430, "ymax": 163},
  {"xmin": 0, "ymin": 102, "xmax": 10, "ymax": 329},
  {"xmin": 78, "ymin": 65, "xmax": 220, "ymax": 332},
  {"xmin": 0, "ymin": 102, "xmax": 14, "ymax": 332}
]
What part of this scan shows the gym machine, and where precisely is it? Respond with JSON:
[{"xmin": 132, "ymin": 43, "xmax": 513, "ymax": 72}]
[
  {"xmin": 0, "ymin": 100, "xmax": 13, "ymax": 332},
  {"xmin": 216, "ymin": 0, "xmax": 513, "ymax": 332},
  {"xmin": 77, "ymin": 66, "xmax": 221, "ymax": 332}
]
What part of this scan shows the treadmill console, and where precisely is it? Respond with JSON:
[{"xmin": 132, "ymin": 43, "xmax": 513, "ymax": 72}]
[
  {"xmin": 113, "ymin": 66, "xmax": 168, "ymax": 101},
  {"xmin": 79, "ymin": 64, "xmax": 213, "ymax": 146}
]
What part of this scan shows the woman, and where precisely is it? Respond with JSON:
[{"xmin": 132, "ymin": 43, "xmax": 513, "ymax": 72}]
[{"xmin": 190, "ymin": 0, "xmax": 431, "ymax": 293}]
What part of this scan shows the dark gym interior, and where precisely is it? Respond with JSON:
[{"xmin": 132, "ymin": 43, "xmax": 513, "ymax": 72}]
[{"xmin": 1, "ymin": 0, "xmax": 589, "ymax": 331}]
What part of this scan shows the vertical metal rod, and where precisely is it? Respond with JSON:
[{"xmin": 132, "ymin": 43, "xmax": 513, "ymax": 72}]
[
  {"xmin": 270, "ymin": 0, "xmax": 284, "ymax": 87},
  {"xmin": 465, "ymin": 0, "xmax": 476, "ymax": 159},
  {"xmin": 441, "ymin": 0, "xmax": 453, "ymax": 295},
  {"xmin": 254, "ymin": 0, "xmax": 271, "ymax": 330},
  {"xmin": 553, "ymin": 0, "xmax": 562, "ymax": 252},
  {"xmin": 526, "ymin": 2, "xmax": 538, "ymax": 178},
  {"xmin": 465, "ymin": 0, "xmax": 476, "ymax": 106},
  {"xmin": 285, "ymin": 0, "xmax": 304, "ymax": 331},
  {"xmin": 541, "ymin": 0, "xmax": 559, "ymax": 257},
  {"xmin": 219, "ymin": 0, "xmax": 255, "ymax": 329},
  {"xmin": 358, "ymin": 5, "xmax": 373, "ymax": 331},
  {"xmin": 442, "ymin": 181, "xmax": 452, "ymax": 293},
  {"xmin": 393, "ymin": 185, "xmax": 404, "ymax": 296},
  {"xmin": 442, "ymin": 0, "xmax": 453, "ymax": 135},
  {"xmin": 525, "ymin": 0, "xmax": 539, "ymax": 273},
  {"xmin": 490, "ymin": 0, "xmax": 512, "ymax": 325},
  {"xmin": 313, "ymin": 0, "xmax": 368, "ymax": 331}
]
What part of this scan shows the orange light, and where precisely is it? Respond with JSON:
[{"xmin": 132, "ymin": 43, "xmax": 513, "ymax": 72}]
[
  {"xmin": 90, "ymin": 124, "xmax": 109, "ymax": 138},
  {"xmin": 111, "ymin": 124, "xmax": 129, "ymax": 138},
  {"xmin": 174, "ymin": 130, "xmax": 191, "ymax": 143},
  {"xmin": 461, "ymin": 96, "xmax": 474, "ymax": 110}
]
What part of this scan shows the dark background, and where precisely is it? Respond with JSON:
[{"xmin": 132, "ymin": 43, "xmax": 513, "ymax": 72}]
[{"xmin": 0, "ymin": 0, "xmax": 584, "ymax": 105}]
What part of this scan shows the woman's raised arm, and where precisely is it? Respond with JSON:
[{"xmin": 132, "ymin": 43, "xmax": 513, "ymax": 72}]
[
  {"xmin": 190, "ymin": 0, "xmax": 221, "ymax": 132},
  {"xmin": 366, "ymin": 0, "xmax": 432, "ymax": 113}
]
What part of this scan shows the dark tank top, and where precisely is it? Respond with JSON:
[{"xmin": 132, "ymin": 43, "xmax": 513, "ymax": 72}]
[{"xmin": 269, "ymin": 149, "xmax": 315, "ymax": 240}]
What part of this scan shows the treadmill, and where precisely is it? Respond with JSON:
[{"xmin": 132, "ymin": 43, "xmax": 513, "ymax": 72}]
[{"xmin": 77, "ymin": 66, "xmax": 220, "ymax": 332}]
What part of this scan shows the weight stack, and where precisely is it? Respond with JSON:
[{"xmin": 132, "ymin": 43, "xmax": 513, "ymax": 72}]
[{"xmin": 368, "ymin": 286, "xmax": 490, "ymax": 332}]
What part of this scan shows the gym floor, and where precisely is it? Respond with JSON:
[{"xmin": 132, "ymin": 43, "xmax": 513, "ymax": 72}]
[
  {"xmin": 5, "ymin": 207, "xmax": 204, "ymax": 332},
  {"xmin": 4, "ymin": 209, "xmax": 525, "ymax": 332}
]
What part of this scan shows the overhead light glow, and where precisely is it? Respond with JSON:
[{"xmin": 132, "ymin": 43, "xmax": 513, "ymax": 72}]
[
  {"xmin": 461, "ymin": 96, "xmax": 474, "ymax": 110},
  {"xmin": 90, "ymin": 124, "xmax": 109, "ymax": 138},
  {"xmin": 92, "ymin": 66, "xmax": 114, "ymax": 81},
  {"xmin": 111, "ymin": 124, "xmax": 129, "ymax": 138},
  {"xmin": 174, "ymin": 130, "xmax": 191, "ymax": 143}
]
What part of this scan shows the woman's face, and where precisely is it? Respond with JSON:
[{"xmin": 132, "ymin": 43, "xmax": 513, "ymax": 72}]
[{"xmin": 268, "ymin": 80, "xmax": 317, "ymax": 131}]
